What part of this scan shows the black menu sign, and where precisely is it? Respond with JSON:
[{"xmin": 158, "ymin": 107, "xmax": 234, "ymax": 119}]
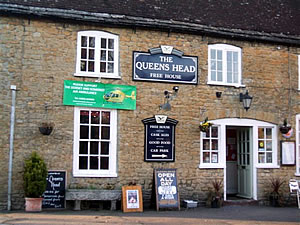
[
  {"xmin": 154, "ymin": 168, "xmax": 180, "ymax": 211},
  {"xmin": 142, "ymin": 116, "xmax": 178, "ymax": 162},
  {"xmin": 42, "ymin": 171, "xmax": 66, "ymax": 209}
]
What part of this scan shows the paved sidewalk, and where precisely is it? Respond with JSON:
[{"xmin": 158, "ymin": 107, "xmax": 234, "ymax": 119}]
[{"xmin": 0, "ymin": 205, "xmax": 299, "ymax": 225}]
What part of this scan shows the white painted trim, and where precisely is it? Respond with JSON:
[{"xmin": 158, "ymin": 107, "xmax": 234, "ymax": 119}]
[
  {"xmin": 205, "ymin": 118, "xmax": 279, "ymax": 201},
  {"xmin": 296, "ymin": 114, "xmax": 300, "ymax": 175},
  {"xmin": 208, "ymin": 44, "xmax": 243, "ymax": 86},
  {"xmin": 73, "ymin": 107, "xmax": 118, "ymax": 177},
  {"xmin": 298, "ymin": 55, "xmax": 300, "ymax": 91},
  {"xmin": 75, "ymin": 30, "xmax": 120, "ymax": 78}
]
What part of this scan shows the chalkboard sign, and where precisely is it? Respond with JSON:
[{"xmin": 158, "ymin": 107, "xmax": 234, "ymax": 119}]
[
  {"xmin": 142, "ymin": 116, "xmax": 178, "ymax": 162},
  {"xmin": 42, "ymin": 171, "xmax": 66, "ymax": 209},
  {"xmin": 154, "ymin": 168, "xmax": 180, "ymax": 211}
]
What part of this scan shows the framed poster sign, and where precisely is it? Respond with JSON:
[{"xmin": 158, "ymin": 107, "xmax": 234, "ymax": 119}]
[
  {"xmin": 142, "ymin": 116, "xmax": 178, "ymax": 162},
  {"xmin": 122, "ymin": 185, "xmax": 143, "ymax": 212},
  {"xmin": 154, "ymin": 168, "xmax": 180, "ymax": 211},
  {"xmin": 281, "ymin": 141, "xmax": 295, "ymax": 165},
  {"xmin": 42, "ymin": 171, "xmax": 66, "ymax": 209}
]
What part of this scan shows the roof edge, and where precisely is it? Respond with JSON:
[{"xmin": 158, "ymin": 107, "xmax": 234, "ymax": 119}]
[{"xmin": 1, "ymin": 3, "xmax": 299, "ymax": 46}]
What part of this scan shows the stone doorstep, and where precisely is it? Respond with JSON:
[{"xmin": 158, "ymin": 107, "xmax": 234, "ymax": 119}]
[
  {"xmin": 223, "ymin": 199, "xmax": 259, "ymax": 206},
  {"xmin": 65, "ymin": 189, "xmax": 122, "ymax": 211}
]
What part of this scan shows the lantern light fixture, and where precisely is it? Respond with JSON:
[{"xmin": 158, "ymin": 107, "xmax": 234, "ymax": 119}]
[{"xmin": 239, "ymin": 90, "xmax": 252, "ymax": 111}]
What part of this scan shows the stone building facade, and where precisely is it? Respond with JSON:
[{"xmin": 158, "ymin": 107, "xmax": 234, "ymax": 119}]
[{"xmin": 0, "ymin": 1, "xmax": 300, "ymax": 210}]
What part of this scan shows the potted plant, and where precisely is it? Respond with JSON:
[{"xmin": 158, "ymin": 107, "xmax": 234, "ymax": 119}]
[
  {"xmin": 268, "ymin": 177, "xmax": 285, "ymax": 207},
  {"xmin": 206, "ymin": 179, "xmax": 223, "ymax": 208},
  {"xmin": 279, "ymin": 119, "xmax": 291, "ymax": 134},
  {"xmin": 39, "ymin": 122, "xmax": 54, "ymax": 135},
  {"xmin": 23, "ymin": 152, "xmax": 48, "ymax": 212}
]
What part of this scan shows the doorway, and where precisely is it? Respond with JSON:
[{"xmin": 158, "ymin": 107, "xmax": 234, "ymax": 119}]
[{"xmin": 226, "ymin": 126, "xmax": 253, "ymax": 199}]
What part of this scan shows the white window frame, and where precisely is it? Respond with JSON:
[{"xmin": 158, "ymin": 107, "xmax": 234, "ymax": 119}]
[
  {"xmin": 199, "ymin": 125, "xmax": 224, "ymax": 168},
  {"xmin": 298, "ymin": 55, "xmax": 300, "ymax": 90},
  {"xmin": 296, "ymin": 114, "xmax": 300, "ymax": 176},
  {"xmin": 73, "ymin": 107, "xmax": 118, "ymax": 177},
  {"xmin": 75, "ymin": 30, "xmax": 120, "ymax": 78},
  {"xmin": 208, "ymin": 44, "xmax": 244, "ymax": 87}
]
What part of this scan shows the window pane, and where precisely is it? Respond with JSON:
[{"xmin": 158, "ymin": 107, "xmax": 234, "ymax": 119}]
[
  {"xmin": 258, "ymin": 153, "xmax": 265, "ymax": 163},
  {"xmin": 91, "ymin": 111, "xmax": 100, "ymax": 124},
  {"xmin": 89, "ymin": 37, "xmax": 95, "ymax": 47},
  {"xmin": 211, "ymin": 60, "xmax": 216, "ymax": 70},
  {"xmin": 81, "ymin": 48, "xmax": 87, "ymax": 59},
  {"xmin": 203, "ymin": 139, "xmax": 210, "ymax": 150},
  {"xmin": 217, "ymin": 72, "xmax": 222, "ymax": 81},
  {"xmin": 100, "ymin": 62, "xmax": 106, "ymax": 72},
  {"xmin": 211, "ymin": 71, "xmax": 216, "ymax": 81},
  {"xmin": 217, "ymin": 61, "xmax": 222, "ymax": 70},
  {"xmin": 212, "ymin": 140, "xmax": 218, "ymax": 150},
  {"xmin": 80, "ymin": 60, "xmax": 87, "ymax": 71},
  {"xmin": 80, "ymin": 111, "xmax": 89, "ymax": 123},
  {"xmin": 101, "ymin": 126, "xmax": 110, "ymax": 139},
  {"xmin": 89, "ymin": 49, "xmax": 95, "ymax": 60},
  {"xmin": 266, "ymin": 141, "xmax": 272, "ymax": 151},
  {"xmin": 211, "ymin": 127, "xmax": 218, "ymax": 138},
  {"xmin": 227, "ymin": 71, "xmax": 232, "ymax": 83},
  {"xmin": 79, "ymin": 141, "xmax": 88, "ymax": 154},
  {"xmin": 258, "ymin": 140, "xmax": 264, "ymax": 150},
  {"xmin": 258, "ymin": 128, "xmax": 264, "ymax": 139},
  {"xmin": 266, "ymin": 128, "xmax": 272, "ymax": 139},
  {"xmin": 227, "ymin": 51, "xmax": 232, "ymax": 61},
  {"xmin": 81, "ymin": 36, "xmax": 87, "ymax": 47},
  {"xmin": 203, "ymin": 152, "xmax": 210, "ymax": 163},
  {"xmin": 80, "ymin": 126, "xmax": 89, "ymax": 139},
  {"xmin": 217, "ymin": 50, "xmax": 222, "ymax": 60},
  {"xmin": 211, "ymin": 49, "xmax": 216, "ymax": 59},
  {"xmin": 108, "ymin": 39, "xmax": 114, "ymax": 49},
  {"xmin": 108, "ymin": 63, "xmax": 114, "ymax": 73},
  {"xmin": 91, "ymin": 126, "xmax": 99, "ymax": 139},
  {"xmin": 90, "ymin": 156, "xmax": 98, "ymax": 169},
  {"xmin": 101, "ymin": 142, "xmax": 109, "ymax": 155},
  {"xmin": 212, "ymin": 153, "xmax": 218, "ymax": 163},
  {"xmin": 79, "ymin": 156, "xmax": 88, "ymax": 169},
  {"xmin": 101, "ymin": 50, "xmax": 106, "ymax": 60},
  {"xmin": 100, "ymin": 157, "xmax": 109, "ymax": 169},
  {"xmin": 90, "ymin": 141, "xmax": 99, "ymax": 154},
  {"xmin": 88, "ymin": 61, "xmax": 94, "ymax": 72},
  {"xmin": 101, "ymin": 111, "xmax": 110, "ymax": 124},
  {"xmin": 266, "ymin": 153, "xmax": 272, "ymax": 163},
  {"xmin": 233, "ymin": 52, "xmax": 238, "ymax": 62},
  {"xmin": 108, "ymin": 51, "xmax": 114, "ymax": 61},
  {"xmin": 101, "ymin": 38, "xmax": 106, "ymax": 48}
]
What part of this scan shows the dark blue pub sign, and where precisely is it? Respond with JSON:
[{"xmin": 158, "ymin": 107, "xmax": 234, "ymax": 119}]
[
  {"xmin": 142, "ymin": 115, "xmax": 178, "ymax": 162},
  {"xmin": 133, "ymin": 46, "xmax": 198, "ymax": 84}
]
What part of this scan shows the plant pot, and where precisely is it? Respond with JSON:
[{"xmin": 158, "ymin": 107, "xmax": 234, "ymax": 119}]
[
  {"xmin": 25, "ymin": 197, "xmax": 43, "ymax": 212},
  {"xmin": 269, "ymin": 195, "xmax": 281, "ymax": 207},
  {"xmin": 279, "ymin": 126, "xmax": 291, "ymax": 134},
  {"xmin": 39, "ymin": 126, "xmax": 53, "ymax": 135}
]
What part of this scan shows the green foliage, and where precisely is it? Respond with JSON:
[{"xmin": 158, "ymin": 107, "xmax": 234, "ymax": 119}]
[{"xmin": 23, "ymin": 152, "xmax": 47, "ymax": 198}]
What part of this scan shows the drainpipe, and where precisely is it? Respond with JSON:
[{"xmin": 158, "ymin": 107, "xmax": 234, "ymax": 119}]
[{"xmin": 8, "ymin": 85, "xmax": 17, "ymax": 211}]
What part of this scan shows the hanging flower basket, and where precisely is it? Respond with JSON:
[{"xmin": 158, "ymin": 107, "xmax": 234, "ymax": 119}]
[
  {"xmin": 39, "ymin": 122, "xmax": 54, "ymax": 135},
  {"xmin": 199, "ymin": 117, "xmax": 213, "ymax": 132},
  {"xmin": 279, "ymin": 119, "xmax": 291, "ymax": 135}
]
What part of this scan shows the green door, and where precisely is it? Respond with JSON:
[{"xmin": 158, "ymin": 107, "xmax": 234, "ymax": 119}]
[{"xmin": 237, "ymin": 127, "xmax": 252, "ymax": 198}]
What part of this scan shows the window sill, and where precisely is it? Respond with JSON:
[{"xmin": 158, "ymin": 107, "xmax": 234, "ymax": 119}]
[
  {"xmin": 199, "ymin": 164, "xmax": 225, "ymax": 169},
  {"xmin": 73, "ymin": 172, "xmax": 118, "ymax": 178},
  {"xmin": 74, "ymin": 73, "xmax": 121, "ymax": 79},
  {"xmin": 294, "ymin": 173, "xmax": 300, "ymax": 177},
  {"xmin": 256, "ymin": 164, "xmax": 280, "ymax": 169},
  {"xmin": 207, "ymin": 81, "xmax": 245, "ymax": 88}
]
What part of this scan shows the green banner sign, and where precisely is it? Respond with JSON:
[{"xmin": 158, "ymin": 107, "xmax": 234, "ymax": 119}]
[{"xmin": 63, "ymin": 80, "xmax": 136, "ymax": 110}]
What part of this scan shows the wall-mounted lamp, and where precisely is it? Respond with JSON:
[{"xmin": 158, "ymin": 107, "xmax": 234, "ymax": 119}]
[
  {"xmin": 239, "ymin": 90, "xmax": 252, "ymax": 111},
  {"xmin": 159, "ymin": 86, "xmax": 179, "ymax": 111},
  {"xmin": 216, "ymin": 92, "xmax": 222, "ymax": 98}
]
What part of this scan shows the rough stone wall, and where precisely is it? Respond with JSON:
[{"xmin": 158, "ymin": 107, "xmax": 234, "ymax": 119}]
[{"xmin": 0, "ymin": 15, "xmax": 299, "ymax": 210}]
